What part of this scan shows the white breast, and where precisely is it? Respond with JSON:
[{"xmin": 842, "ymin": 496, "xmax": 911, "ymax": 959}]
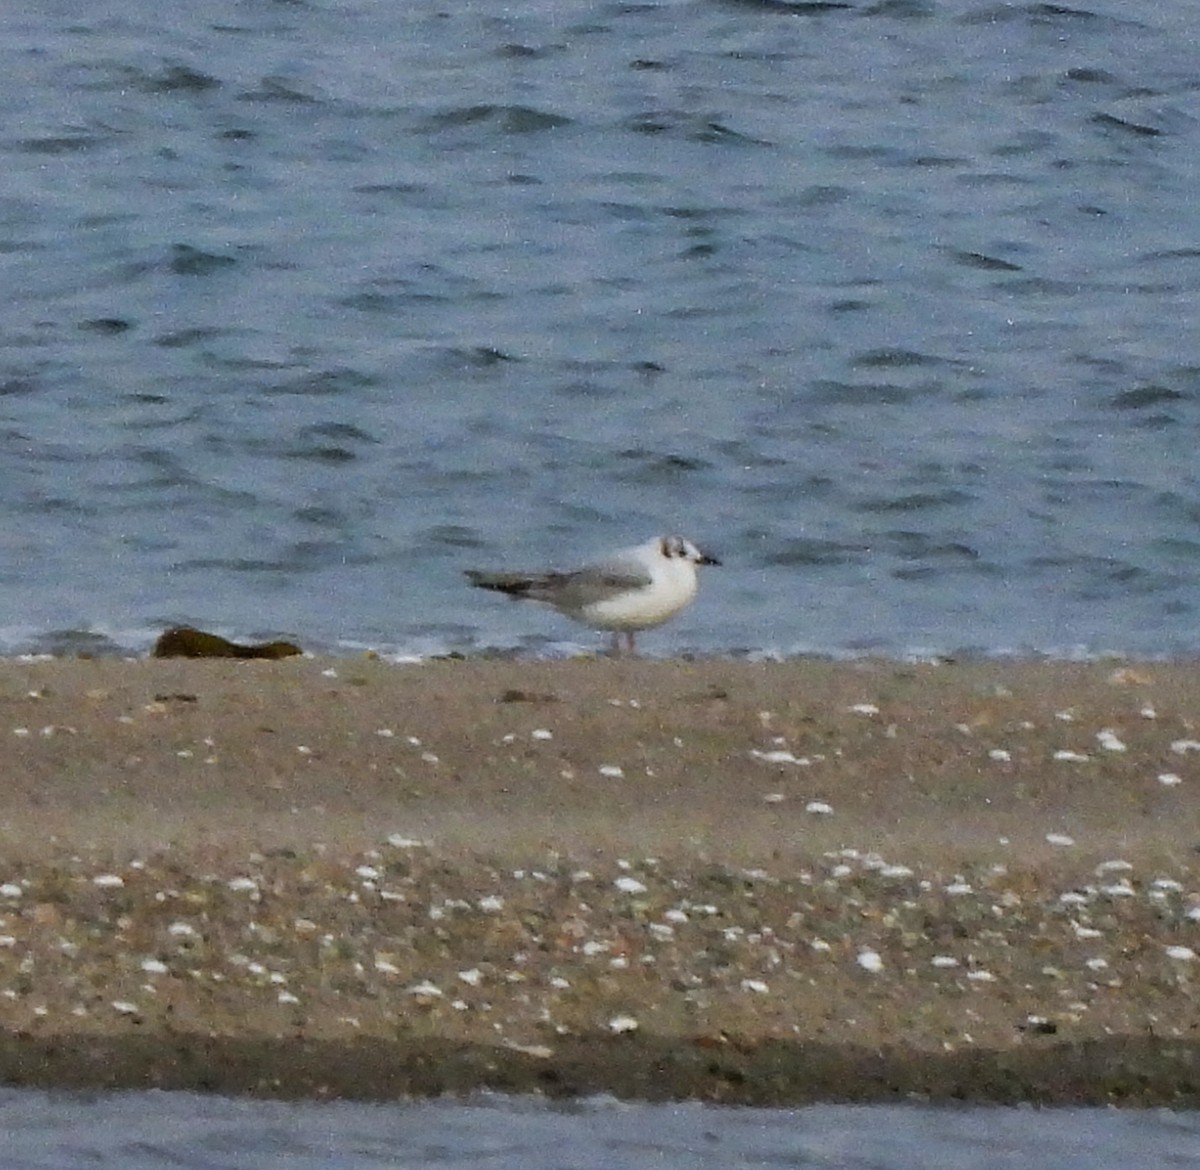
[{"xmin": 576, "ymin": 559, "xmax": 698, "ymax": 631}]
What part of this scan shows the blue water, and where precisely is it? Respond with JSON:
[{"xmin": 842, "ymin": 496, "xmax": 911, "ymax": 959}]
[
  {"xmin": 3, "ymin": 1092, "xmax": 1200, "ymax": 1170},
  {"xmin": 4, "ymin": 0, "xmax": 1200, "ymax": 659},
  {"xmin": 5, "ymin": 1, "xmax": 1200, "ymax": 1154}
]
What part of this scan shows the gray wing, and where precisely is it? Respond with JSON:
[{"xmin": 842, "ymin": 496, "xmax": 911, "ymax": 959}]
[
  {"xmin": 466, "ymin": 550, "xmax": 651, "ymax": 608},
  {"xmin": 542, "ymin": 556, "xmax": 652, "ymax": 609}
]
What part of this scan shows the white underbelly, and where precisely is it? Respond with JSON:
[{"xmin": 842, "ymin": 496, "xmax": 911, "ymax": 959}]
[{"xmin": 575, "ymin": 578, "xmax": 697, "ymax": 631}]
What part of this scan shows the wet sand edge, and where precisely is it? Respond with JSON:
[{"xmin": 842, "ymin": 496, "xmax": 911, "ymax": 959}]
[{"xmin": 3, "ymin": 1031, "xmax": 1199, "ymax": 1107}]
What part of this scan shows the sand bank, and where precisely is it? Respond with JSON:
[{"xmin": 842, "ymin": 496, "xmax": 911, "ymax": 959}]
[{"xmin": 0, "ymin": 656, "xmax": 1198, "ymax": 1104}]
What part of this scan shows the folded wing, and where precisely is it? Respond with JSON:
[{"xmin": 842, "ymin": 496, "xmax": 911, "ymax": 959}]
[{"xmin": 465, "ymin": 560, "xmax": 652, "ymax": 609}]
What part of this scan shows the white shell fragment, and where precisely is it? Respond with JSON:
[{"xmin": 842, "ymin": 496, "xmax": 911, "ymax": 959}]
[
  {"xmin": 407, "ymin": 981, "xmax": 443, "ymax": 998},
  {"xmin": 750, "ymin": 749, "xmax": 810, "ymax": 766},
  {"xmin": 386, "ymin": 834, "xmax": 430, "ymax": 848},
  {"xmin": 857, "ymin": 949, "xmax": 884, "ymax": 973}
]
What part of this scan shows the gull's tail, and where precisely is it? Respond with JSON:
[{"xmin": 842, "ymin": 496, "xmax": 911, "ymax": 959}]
[{"xmin": 464, "ymin": 569, "xmax": 546, "ymax": 600}]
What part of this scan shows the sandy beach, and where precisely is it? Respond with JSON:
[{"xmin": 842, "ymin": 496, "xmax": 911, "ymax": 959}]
[{"xmin": 1, "ymin": 654, "xmax": 1198, "ymax": 1104}]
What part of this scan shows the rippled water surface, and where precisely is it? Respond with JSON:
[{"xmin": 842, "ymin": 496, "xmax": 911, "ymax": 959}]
[
  {"xmin": 4, "ymin": 1092, "xmax": 1200, "ymax": 1170},
  {"xmin": 3, "ymin": 0, "xmax": 1200, "ymax": 658}
]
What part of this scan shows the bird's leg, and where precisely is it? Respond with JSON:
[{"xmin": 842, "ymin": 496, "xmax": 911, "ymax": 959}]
[
  {"xmin": 609, "ymin": 631, "xmax": 622, "ymax": 658},
  {"xmin": 625, "ymin": 630, "xmax": 637, "ymax": 656}
]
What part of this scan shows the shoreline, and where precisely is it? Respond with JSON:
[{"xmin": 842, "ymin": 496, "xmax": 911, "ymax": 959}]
[
  {"xmin": 1, "ymin": 655, "xmax": 1198, "ymax": 1105},
  {"xmin": 7, "ymin": 1033, "xmax": 1198, "ymax": 1107}
]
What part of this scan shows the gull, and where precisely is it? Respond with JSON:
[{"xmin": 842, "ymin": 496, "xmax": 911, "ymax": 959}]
[{"xmin": 465, "ymin": 534, "xmax": 720, "ymax": 655}]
